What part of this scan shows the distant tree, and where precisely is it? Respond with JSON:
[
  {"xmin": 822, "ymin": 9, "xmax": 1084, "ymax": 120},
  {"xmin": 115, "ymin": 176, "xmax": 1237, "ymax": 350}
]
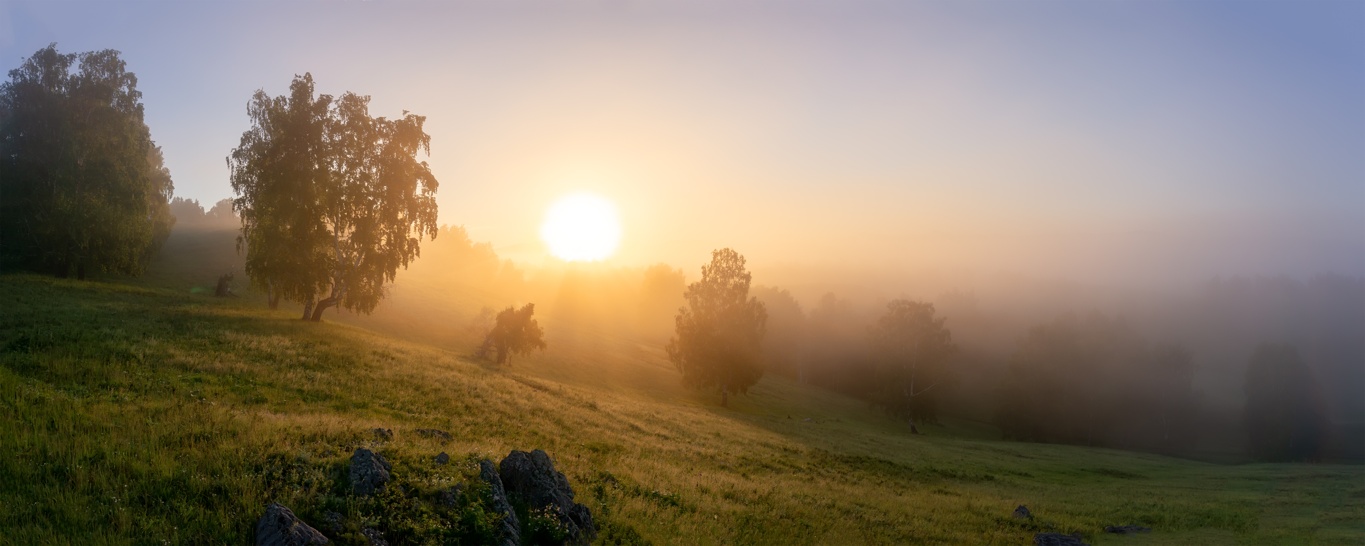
[
  {"xmin": 995, "ymin": 312, "xmax": 1142, "ymax": 445},
  {"xmin": 170, "ymin": 197, "xmax": 207, "ymax": 225},
  {"xmin": 205, "ymin": 198, "xmax": 237, "ymax": 226},
  {"xmin": 228, "ymin": 73, "xmax": 439, "ymax": 320},
  {"xmin": 0, "ymin": 44, "xmax": 174, "ymax": 277},
  {"xmin": 1147, "ymin": 344, "xmax": 1198, "ymax": 446},
  {"xmin": 804, "ymin": 292, "xmax": 877, "ymax": 396},
  {"xmin": 667, "ymin": 248, "xmax": 767, "ymax": 407},
  {"xmin": 1244, "ymin": 343, "xmax": 1326, "ymax": 462},
  {"xmin": 483, "ymin": 303, "xmax": 546, "ymax": 365},
  {"xmin": 869, "ymin": 299, "xmax": 957, "ymax": 427},
  {"xmin": 752, "ymin": 286, "xmax": 807, "ymax": 381}
]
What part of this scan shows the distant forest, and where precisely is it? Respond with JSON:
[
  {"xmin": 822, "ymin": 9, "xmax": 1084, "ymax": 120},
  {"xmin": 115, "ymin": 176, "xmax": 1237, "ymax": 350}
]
[{"xmin": 158, "ymin": 206, "xmax": 1365, "ymax": 464}]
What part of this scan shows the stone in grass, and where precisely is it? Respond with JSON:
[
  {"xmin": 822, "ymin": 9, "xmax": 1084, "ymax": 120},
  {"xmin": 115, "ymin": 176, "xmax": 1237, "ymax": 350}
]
[
  {"xmin": 1034, "ymin": 532, "xmax": 1089, "ymax": 546},
  {"xmin": 438, "ymin": 483, "xmax": 465, "ymax": 508},
  {"xmin": 1104, "ymin": 525, "xmax": 1152, "ymax": 534},
  {"xmin": 481, "ymin": 459, "xmax": 520, "ymax": 546},
  {"xmin": 350, "ymin": 448, "xmax": 392, "ymax": 496},
  {"xmin": 1013, "ymin": 505, "xmax": 1032, "ymax": 519},
  {"xmin": 415, "ymin": 428, "xmax": 453, "ymax": 441},
  {"xmin": 361, "ymin": 527, "xmax": 388, "ymax": 546},
  {"xmin": 434, "ymin": 452, "xmax": 451, "ymax": 465},
  {"xmin": 499, "ymin": 449, "xmax": 597, "ymax": 544},
  {"xmin": 255, "ymin": 503, "xmax": 329, "ymax": 546}
]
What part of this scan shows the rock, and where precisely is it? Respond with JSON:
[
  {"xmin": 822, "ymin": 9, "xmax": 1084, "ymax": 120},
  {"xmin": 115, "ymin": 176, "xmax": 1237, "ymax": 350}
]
[
  {"xmin": 480, "ymin": 459, "xmax": 520, "ymax": 546},
  {"xmin": 434, "ymin": 452, "xmax": 450, "ymax": 465},
  {"xmin": 372, "ymin": 428, "xmax": 393, "ymax": 441},
  {"xmin": 350, "ymin": 448, "xmax": 392, "ymax": 496},
  {"xmin": 1104, "ymin": 525, "xmax": 1151, "ymax": 534},
  {"xmin": 1034, "ymin": 532, "xmax": 1089, "ymax": 546},
  {"xmin": 416, "ymin": 428, "xmax": 453, "ymax": 441},
  {"xmin": 361, "ymin": 527, "xmax": 388, "ymax": 546},
  {"xmin": 321, "ymin": 511, "xmax": 344, "ymax": 535},
  {"xmin": 255, "ymin": 503, "xmax": 329, "ymax": 546},
  {"xmin": 438, "ymin": 483, "xmax": 464, "ymax": 508},
  {"xmin": 1013, "ymin": 505, "xmax": 1032, "ymax": 519},
  {"xmin": 498, "ymin": 449, "xmax": 597, "ymax": 544}
]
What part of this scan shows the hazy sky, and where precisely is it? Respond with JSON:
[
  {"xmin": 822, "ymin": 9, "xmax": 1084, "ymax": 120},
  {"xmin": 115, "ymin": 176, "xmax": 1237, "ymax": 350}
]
[{"xmin": 3, "ymin": 0, "xmax": 1362, "ymax": 282}]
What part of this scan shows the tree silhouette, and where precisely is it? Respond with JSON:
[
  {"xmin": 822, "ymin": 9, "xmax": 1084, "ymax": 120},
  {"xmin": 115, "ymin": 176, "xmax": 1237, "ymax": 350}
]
[
  {"xmin": 228, "ymin": 73, "xmax": 439, "ymax": 321},
  {"xmin": 667, "ymin": 248, "xmax": 767, "ymax": 407},
  {"xmin": 0, "ymin": 44, "xmax": 174, "ymax": 278},
  {"xmin": 1244, "ymin": 343, "xmax": 1325, "ymax": 461},
  {"xmin": 484, "ymin": 303, "xmax": 546, "ymax": 365},
  {"xmin": 869, "ymin": 299, "xmax": 957, "ymax": 426}
]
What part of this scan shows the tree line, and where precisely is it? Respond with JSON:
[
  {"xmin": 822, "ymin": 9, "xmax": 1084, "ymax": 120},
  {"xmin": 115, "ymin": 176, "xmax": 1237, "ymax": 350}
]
[{"xmin": 0, "ymin": 44, "xmax": 173, "ymax": 278}]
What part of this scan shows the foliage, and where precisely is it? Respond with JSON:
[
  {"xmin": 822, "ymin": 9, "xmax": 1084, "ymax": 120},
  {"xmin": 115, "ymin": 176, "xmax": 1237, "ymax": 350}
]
[
  {"xmin": 802, "ymin": 293, "xmax": 878, "ymax": 397},
  {"xmin": 0, "ymin": 44, "xmax": 174, "ymax": 278},
  {"xmin": 228, "ymin": 73, "xmax": 439, "ymax": 321},
  {"xmin": 484, "ymin": 303, "xmax": 547, "ymax": 365},
  {"xmin": 169, "ymin": 197, "xmax": 238, "ymax": 230},
  {"xmin": 666, "ymin": 248, "xmax": 767, "ymax": 405},
  {"xmin": 994, "ymin": 313, "xmax": 1202, "ymax": 451},
  {"xmin": 753, "ymin": 286, "xmax": 807, "ymax": 381},
  {"xmin": 869, "ymin": 299, "xmax": 957, "ymax": 424},
  {"xmin": 1244, "ymin": 343, "xmax": 1327, "ymax": 462}
]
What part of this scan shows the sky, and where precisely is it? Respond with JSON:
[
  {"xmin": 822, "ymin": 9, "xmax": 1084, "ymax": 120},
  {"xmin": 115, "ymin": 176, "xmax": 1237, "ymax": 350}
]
[{"xmin": 3, "ymin": 0, "xmax": 1362, "ymax": 283}]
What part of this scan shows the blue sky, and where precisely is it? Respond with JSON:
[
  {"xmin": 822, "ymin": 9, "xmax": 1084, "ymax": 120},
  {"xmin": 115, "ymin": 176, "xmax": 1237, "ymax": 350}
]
[{"xmin": 2, "ymin": 0, "xmax": 1362, "ymax": 281}]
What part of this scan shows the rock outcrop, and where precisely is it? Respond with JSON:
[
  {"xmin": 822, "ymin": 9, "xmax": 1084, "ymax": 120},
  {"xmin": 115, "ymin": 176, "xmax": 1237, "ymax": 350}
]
[
  {"xmin": 350, "ymin": 448, "xmax": 392, "ymax": 496},
  {"xmin": 255, "ymin": 503, "xmax": 329, "ymax": 546},
  {"xmin": 480, "ymin": 459, "xmax": 520, "ymax": 546},
  {"xmin": 498, "ymin": 449, "xmax": 596, "ymax": 544}
]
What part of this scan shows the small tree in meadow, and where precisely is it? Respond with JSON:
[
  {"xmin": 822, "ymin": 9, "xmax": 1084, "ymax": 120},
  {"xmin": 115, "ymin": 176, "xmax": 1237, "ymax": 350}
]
[
  {"xmin": 667, "ymin": 248, "xmax": 767, "ymax": 407},
  {"xmin": 484, "ymin": 303, "xmax": 546, "ymax": 365}
]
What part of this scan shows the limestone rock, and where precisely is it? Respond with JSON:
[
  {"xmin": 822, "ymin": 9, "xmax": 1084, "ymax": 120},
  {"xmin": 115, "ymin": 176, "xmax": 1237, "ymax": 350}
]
[
  {"xmin": 255, "ymin": 503, "xmax": 329, "ymax": 546},
  {"xmin": 350, "ymin": 448, "xmax": 392, "ymax": 496},
  {"xmin": 361, "ymin": 527, "xmax": 388, "ymax": 546},
  {"xmin": 434, "ymin": 452, "xmax": 450, "ymax": 465},
  {"xmin": 438, "ymin": 483, "xmax": 464, "ymax": 508},
  {"xmin": 498, "ymin": 449, "xmax": 596, "ymax": 544},
  {"xmin": 480, "ymin": 459, "xmax": 520, "ymax": 546}
]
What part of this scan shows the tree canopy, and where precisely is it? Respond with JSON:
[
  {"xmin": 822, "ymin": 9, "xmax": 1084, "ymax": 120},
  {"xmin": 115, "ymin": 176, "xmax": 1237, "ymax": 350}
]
[
  {"xmin": 0, "ymin": 44, "xmax": 174, "ymax": 278},
  {"xmin": 667, "ymin": 248, "xmax": 767, "ymax": 406},
  {"xmin": 869, "ymin": 299, "xmax": 957, "ymax": 425},
  {"xmin": 483, "ymin": 303, "xmax": 547, "ymax": 365},
  {"xmin": 1244, "ymin": 343, "xmax": 1326, "ymax": 462},
  {"xmin": 228, "ymin": 73, "xmax": 439, "ymax": 320}
]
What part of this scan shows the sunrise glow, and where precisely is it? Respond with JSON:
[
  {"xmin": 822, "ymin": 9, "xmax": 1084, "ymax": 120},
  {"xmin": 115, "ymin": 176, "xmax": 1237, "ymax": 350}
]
[{"xmin": 540, "ymin": 193, "xmax": 621, "ymax": 261}]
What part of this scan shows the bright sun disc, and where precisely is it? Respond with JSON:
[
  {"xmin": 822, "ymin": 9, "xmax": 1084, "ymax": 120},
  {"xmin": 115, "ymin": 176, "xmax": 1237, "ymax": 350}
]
[{"xmin": 540, "ymin": 193, "xmax": 621, "ymax": 262}]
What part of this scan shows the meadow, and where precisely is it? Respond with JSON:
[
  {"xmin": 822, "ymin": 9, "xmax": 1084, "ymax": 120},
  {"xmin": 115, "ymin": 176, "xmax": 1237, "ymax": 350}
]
[{"xmin": 1, "ymin": 272, "xmax": 1362, "ymax": 545}]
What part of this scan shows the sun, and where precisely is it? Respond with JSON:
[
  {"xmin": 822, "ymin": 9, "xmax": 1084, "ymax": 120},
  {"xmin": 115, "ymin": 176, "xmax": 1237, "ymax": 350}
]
[{"xmin": 540, "ymin": 193, "xmax": 622, "ymax": 262}]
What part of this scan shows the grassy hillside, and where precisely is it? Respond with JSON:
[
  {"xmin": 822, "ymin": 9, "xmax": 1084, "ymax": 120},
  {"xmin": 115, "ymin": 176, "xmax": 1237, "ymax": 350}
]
[{"xmin": 2, "ymin": 274, "xmax": 1362, "ymax": 545}]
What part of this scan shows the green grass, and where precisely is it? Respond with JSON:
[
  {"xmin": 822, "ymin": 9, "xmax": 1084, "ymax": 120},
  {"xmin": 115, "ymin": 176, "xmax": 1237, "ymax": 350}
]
[{"xmin": 1, "ymin": 273, "xmax": 1362, "ymax": 544}]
